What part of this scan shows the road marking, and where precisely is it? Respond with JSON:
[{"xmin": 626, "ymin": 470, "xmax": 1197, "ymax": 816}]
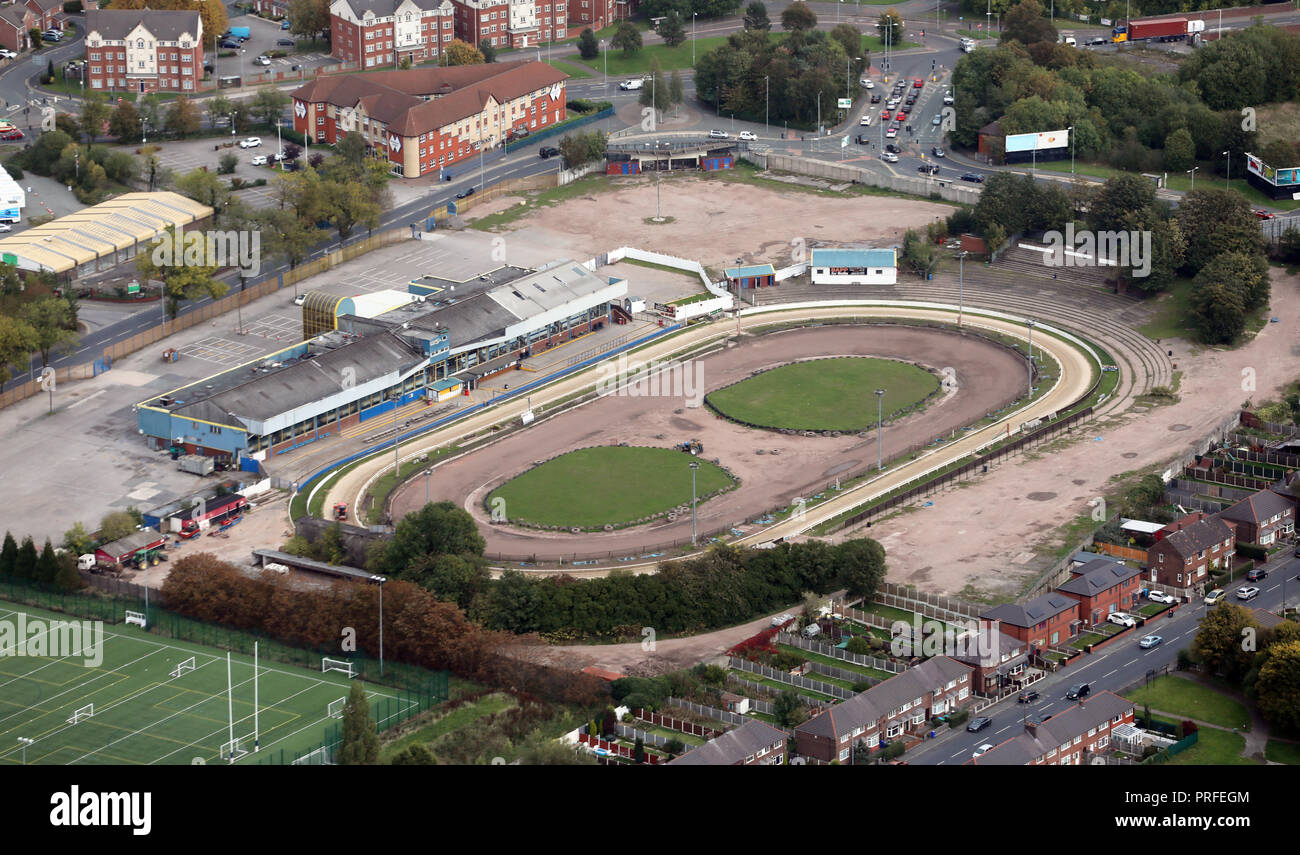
[
  {"xmin": 1103, "ymin": 669, "xmax": 1117, "ymax": 678},
  {"xmin": 1124, "ymin": 658, "xmax": 1138, "ymax": 666},
  {"xmin": 65, "ymin": 389, "xmax": 105, "ymax": 410}
]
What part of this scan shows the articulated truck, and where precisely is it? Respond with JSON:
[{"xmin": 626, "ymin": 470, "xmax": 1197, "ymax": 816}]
[{"xmin": 1112, "ymin": 17, "xmax": 1205, "ymax": 43}]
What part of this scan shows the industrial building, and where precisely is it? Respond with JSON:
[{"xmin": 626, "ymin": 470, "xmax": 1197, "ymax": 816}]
[
  {"xmin": 0, "ymin": 192, "xmax": 212, "ymax": 280},
  {"xmin": 0, "ymin": 167, "xmax": 25, "ymax": 223},
  {"xmin": 135, "ymin": 259, "xmax": 626, "ymax": 464}
]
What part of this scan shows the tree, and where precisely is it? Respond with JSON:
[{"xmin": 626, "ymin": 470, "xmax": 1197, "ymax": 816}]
[
  {"xmin": 557, "ymin": 130, "xmax": 607, "ymax": 168},
  {"xmin": 1163, "ymin": 128, "xmax": 1195, "ymax": 173},
  {"xmin": 633, "ymin": 735, "xmax": 645, "ymax": 762},
  {"xmin": 14, "ymin": 536, "xmax": 38, "ymax": 581},
  {"xmin": 136, "ymin": 225, "xmax": 225, "ymax": 321},
  {"xmin": 1197, "ymin": 250, "xmax": 1269, "ymax": 312},
  {"xmin": 207, "ymin": 94, "xmax": 233, "ymax": 130},
  {"xmin": 657, "ymin": 11, "xmax": 687, "ymax": 48},
  {"xmin": 62, "ymin": 522, "xmax": 94, "ymax": 556},
  {"xmin": 164, "ymin": 98, "xmax": 201, "ymax": 138},
  {"xmin": 1255, "ymin": 639, "xmax": 1300, "ymax": 731},
  {"xmin": 54, "ymin": 552, "xmax": 83, "ymax": 592},
  {"xmin": 1088, "ymin": 173, "xmax": 1156, "ymax": 234},
  {"xmin": 337, "ymin": 681, "xmax": 379, "ymax": 765},
  {"xmin": 0, "ymin": 532, "xmax": 18, "ymax": 578},
  {"xmin": 480, "ymin": 41, "xmax": 497, "ymax": 63},
  {"xmin": 1001, "ymin": 0, "xmax": 1056, "ymax": 46},
  {"xmin": 98, "ymin": 511, "xmax": 139, "ymax": 543},
  {"xmin": 79, "ymin": 92, "xmax": 111, "ymax": 144},
  {"xmin": 21, "ymin": 298, "xmax": 78, "ymax": 368},
  {"xmin": 390, "ymin": 744, "xmax": 437, "ymax": 764},
  {"xmin": 1191, "ymin": 603, "xmax": 1258, "ymax": 680},
  {"xmin": 443, "ymin": 39, "xmax": 485, "ymax": 66},
  {"xmin": 876, "ymin": 9, "xmax": 903, "ymax": 47},
  {"xmin": 36, "ymin": 539, "xmax": 59, "ymax": 586},
  {"xmin": 257, "ymin": 207, "xmax": 322, "ymax": 270},
  {"xmin": 782, "ymin": 1, "xmax": 817, "ymax": 32},
  {"xmin": 102, "ymin": 151, "xmax": 140, "ymax": 185},
  {"xmin": 830, "ymin": 24, "xmax": 863, "ymax": 70},
  {"xmin": 329, "ymin": 180, "xmax": 381, "ymax": 242},
  {"xmin": 639, "ymin": 58, "xmax": 669, "ymax": 119},
  {"xmin": 611, "ymin": 21, "xmax": 642, "ymax": 57},
  {"xmin": 835, "ymin": 538, "xmax": 887, "ymax": 600},
  {"xmin": 251, "ymin": 87, "xmax": 290, "ymax": 127},
  {"xmin": 383, "ymin": 501, "xmax": 486, "ymax": 576},
  {"xmin": 407, "ymin": 553, "xmax": 491, "ymax": 609},
  {"xmin": 0, "ymin": 315, "xmax": 38, "ymax": 386},
  {"xmin": 662, "ymin": 737, "xmax": 685, "ymax": 757},
  {"xmin": 1176, "ymin": 188, "xmax": 1264, "ymax": 275},
  {"xmin": 288, "ymin": 0, "xmax": 328, "ymax": 40},
  {"xmin": 744, "ymin": 1, "xmax": 770, "ymax": 31},
  {"xmin": 773, "ymin": 689, "xmax": 807, "ymax": 727},
  {"xmin": 577, "ymin": 27, "xmax": 599, "ymax": 60},
  {"xmin": 669, "ymin": 69, "xmax": 684, "ymax": 117},
  {"xmin": 218, "ymin": 151, "xmax": 238, "ymax": 175}
]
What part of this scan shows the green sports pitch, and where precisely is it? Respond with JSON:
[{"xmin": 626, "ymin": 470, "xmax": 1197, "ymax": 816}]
[
  {"xmin": 704, "ymin": 357, "xmax": 940, "ymax": 432},
  {"xmin": 0, "ymin": 601, "xmax": 417, "ymax": 765}
]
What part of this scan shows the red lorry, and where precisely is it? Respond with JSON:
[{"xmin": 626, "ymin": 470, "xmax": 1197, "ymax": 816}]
[{"xmin": 1114, "ymin": 17, "xmax": 1203, "ymax": 43}]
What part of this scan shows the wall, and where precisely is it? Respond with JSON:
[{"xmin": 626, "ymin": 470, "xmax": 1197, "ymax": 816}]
[{"xmin": 750, "ymin": 152, "xmax": 983, "ymax": 206}]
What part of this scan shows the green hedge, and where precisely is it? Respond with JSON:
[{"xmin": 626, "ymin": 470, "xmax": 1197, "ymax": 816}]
[{"xmin": 1236, "ymin": 542, "xmax": 1266, "ymax": 561}]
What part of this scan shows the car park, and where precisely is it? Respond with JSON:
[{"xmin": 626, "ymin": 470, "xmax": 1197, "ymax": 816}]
[
  {"xmin": 1204, "ymin": 588, "xmax": 1226, "ymax": 605},
  {"xmin": 1017, "ymin": 690, "xmax": 1040, "ymax": 703},
  {"xmin": 1246, "ymin": 567, "xmax": 1267, "ymax": 582},
  {"xmin": 931, "ymin": 146, "xmax": 945, "ymax": 157},
  {"xmin": 1065, "ymin": 683, "xmax": 1090, "ymax": 700},
  {"xmin": 1107, "ymin": 612, "xmax": 1136, "ymax": 628},
  {"xmin": 881, "ymin": 151, "xmax": 899, "ymax": 162},
  {"xmin": 960, "ymin": 172, "xmax": 985, "ymax": 182},
  {"xmin": 239, "ymin": 137, "xmax": 262, "ymax": 148},
  {"xmin": 966, "ymin": 716, "xmax": 992, "ymax": 733},
  {"xmin": 738, "ymin": 130, "xmax": 757, "ymax": 140},
  {"xmin": 1236, "ymin": 586, "xmax": 1260, "ymax": 601},
  {"xmin": 708, "ymin": 129, "xmax": 728, "ymax": 139},
  {"xmin": 250, "ymin": 155, "xmax": 268, "ymax": 165},
  {"xmin": 1139, "ymin": 635, "xmax": 1163, "ymax": 649},
  {"xmin": 1146, "ymin": 590, "xmax": 1176, "ymax": 604},
  {"xmin": 455, "ymin": 186, "xmax": 475, "ymax": 199},
  {"xmin": 972, "ymin": 743, "xmax": 994, "ymax": 759},
  {"xmin": 277, "ymin": 38, "xmax": 295, "ymax": 47}
]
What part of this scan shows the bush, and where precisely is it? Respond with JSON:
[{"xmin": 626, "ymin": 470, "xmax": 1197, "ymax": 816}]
[
  {"xmin": 881, "ymin": 740, "xmax": 906, "ymax": 760},
  {"xmin": 63, "ymin": 0, "xmax": 83, "ymax": 11},
  {"xmin": 845, "ymin": 635, "xmax": 873, "ymax": 655},
  {"xmin": 947, "ymin": 709, "xmax": 969, "ymax": 729},
  {"xmin": 4, "ymin": 161, "xmax": 21, "ymax": 180},
  {"xmin": 851, "ymin": 680, "xmax": 873, "ymax": 693},
  {"xmin": 1236, "ymin": 543, "xmax": 1266, "ymax": 561}
]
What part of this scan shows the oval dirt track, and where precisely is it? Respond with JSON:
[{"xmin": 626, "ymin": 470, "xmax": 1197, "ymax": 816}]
[{"xmin": 390, "ymin": 323, "xmax": 1028, "ymax": 560}]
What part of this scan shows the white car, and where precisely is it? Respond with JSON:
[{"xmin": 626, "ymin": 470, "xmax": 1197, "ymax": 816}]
[
  {"xmin": 1107, "ymin": 612, "xmax": 1136, "ymax": 628},
  {"xmin": 881, "ymin": 151, "xmax": 899, "ymax": 163},
  {"xmin": 885, "ymin": 127, "xmax": 897, "ymax": 139},
  {"xmin": 972, "ymin": 743, "xmax": 994, "ymax": 759},
  {"xmin": 708, "ymin": 129, "xmax": 729, "ymax": 139},
  {"xmin": 293, "ymin": 294, "xmax": 307, "ymax": 306},
  {"xmin": 0, "ymin": 49, "xmax": 16, "ymax": 59},
  {"xmin": 1236, "ymin": 586, "xmax": 1260, "ymax": 601},
  {"xmin": 738, "ymin": 130, "xmax": 757, "ymax": 141},
  {"xmin": 860, "ymin": 78, "xmax": 874, "ymax": 89},
  {"xmin": 1147, "ymin": 590, "xmax": 1176, "ymax": 604},
  {"xmin": 860, "ymin": 116, "xmax": 872, "ymax": 126},
  {"xmin": 239, "ymin": 137, "xmax": 262, "ymax": 148},
  {"xmin": 255, "ymin": 55, "xmax": 272, "ymax": 66},
  {"xmin": 0, "ymin": 223, "xmax": 11, "ymax": 232},
  {"xmin": 618, "ymin": 78, "xmax": 643, "ymax": 91},
  {"xmin": 250, "ymin": 155, "xmax": 268, "ymax": 166},
  {"xmin": 272, "ymin": 151, "xmax": 288, "ymax": 161}
]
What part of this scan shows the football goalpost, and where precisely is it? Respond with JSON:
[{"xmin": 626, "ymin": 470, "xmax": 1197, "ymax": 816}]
[
  {"xmin": 125, "ymin": 610, "xmax": 147, "ymax": 628},
  {"xmin": 170, "ymin": 657, "xmax": 195, "ymax": 678},
  {"xmin": 322, "ymin": 657, "xmax": 356, "ymax": 678},
  {"xmin": 327, "ymin": 697, "xmax": 347, "ymax": 719},
  {"xmin": 66, "ymin": 704, "xmax": 93, "ymax": 724}
]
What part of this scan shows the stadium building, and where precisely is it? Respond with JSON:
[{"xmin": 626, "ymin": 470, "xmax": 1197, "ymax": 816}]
[{"xmin": 135, "ymin": 260, "xmax": 626, "ymax": 465}]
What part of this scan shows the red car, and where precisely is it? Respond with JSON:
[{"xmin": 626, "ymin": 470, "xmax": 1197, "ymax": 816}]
[
  {"xmin": 0, "ymin": 130, "xmax": 21, "ymax": 141},
  {"xmin": 912, "ymin": 78, "xmax": 924, "ymax": 88},
  {"xmin": 1254, "ymin": 209, "xmax": 1275, "ymax": 220},
  {"xmin": 895, "ymin": 111, "xmax": 906, "ymax": 120},
  {"xmin": 880, "ymin": 109, "xmax": 890, "ymax": 119}
]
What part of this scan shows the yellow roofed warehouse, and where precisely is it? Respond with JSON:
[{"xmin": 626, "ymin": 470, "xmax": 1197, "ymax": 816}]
[{"xmin": 0, "ymin": 192, "xmax": 212, "ymax": 282}]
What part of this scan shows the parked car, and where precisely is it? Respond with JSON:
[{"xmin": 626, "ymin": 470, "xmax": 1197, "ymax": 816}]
[
  {"xmin": 537, "ymin": 146, "xmax": 560, "ymax": 159},
  {"xmin": 220, "ymin": 39, "xmax": 241, "ymax": 49},
  {"xmin": 293, "ymin": 293, "xmax": 307, "ymax": 306},
  {"xmin": 1204, "ymin": 588, "xmax": 1226, "ymax": 605},
  {"xmin": 1107, "ymin": 612, "xmax": 1136, "ymax": 628},
  {"xmin": 282, "ymin": 19, "xmax": 292, "ymax": 29},
  {"xmin": 881, "ymin": 151, "xmax": 899, "ymax": 162},
  {"xmin": 972, "ymin": 743, "xmax": 995, "ymax": 759},
  {"xmin": 738, "ymin": 130, "xmax": 757, "ymax": 141},
  {"xmin": 272, "ymin": 151, "xmax": 288, "ymax": 161},
  {"xmin": 1236, "ymin": 586, "xmax": 1260, "ymax": 601},
  {"xmin": 1254, "ymin": 209, "xmax": 1275, "ymax": 219},
  {"xmin": 1017, "ymin": 689, "xmax": 1040, "ymax": 703},
  {"xmin": 966, "ymin": 716, "xmax": 992, "ymax": 733},
  {"xmin": 0, "ymin": 49, "xmax": 16, "ymax": 60},
  {"xmin": 1138, "ymin": 635, "xmax": 1163, "ymax": 649},
  {"xmin": 1088, "ymin": 36, "xmax": 1108, "ymax": 45},
  {"xmin": 455, "ymin": 186, "xmax": 475, "ymax": 199},
  {"xmin": 277, "ymin": 38, "xmax": 295, "ymax": 47},
  {"xmin": 1246, "ymin": 567, "xmax": 1268, "ymax": 582},
  {"xmin": 250, "ymin": 155, "xmax": 269, "ymax": 165},
  {"xmin": 960, "ymin": 172, "xmax": 985, "ymax": 183},
  {"xmin": 43, "ymin": 30, "xmax": 62, "ymax": 42},
  {"xmin": 1065, "ymin": 683, "xmax": 1090, "ymax": 700},
  {"xmin": 239, "ymin": 137, "xmax": 262, "ymax": 148},
  {"xmin": 1146, "ymin": 590, "xmax": 1176, "ymax": 604},
  {"xmin": 943, "ymin": 92, "xmax": 955, "ymax": 105},
  {"xmin": 255, "ymin": 55, "xmax": 272, "ymax": 66},
  {"xmin": 708, "ymin": 129, "xmax": 728, "ymax": 139},
  {"xmin": 931, "ymin": 146, "xmax": 945, "ymax": 157}
]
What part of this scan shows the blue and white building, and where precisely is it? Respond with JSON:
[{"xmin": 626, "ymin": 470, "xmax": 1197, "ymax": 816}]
[{"xmin": 810, "ymin": 248, "xmax": 897, "ymax": 285}]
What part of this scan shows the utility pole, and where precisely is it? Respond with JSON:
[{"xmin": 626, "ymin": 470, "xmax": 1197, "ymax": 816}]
[
  {"xmin": 1068, "ymin": 124, "xmax": 1074, "ymax": 176},
  {"xmin": 875, "ymin": 389, "xmax": 886, "ymax": 470},
  {"xmin": 958, "ymin": 250, "xmax": 967, "ymax": 326},
  {"xmin": 1223, "ymin": 150, "xmax": 1231, "ymax": 189},
  {"xmin": 1026, "ymin": 320, "xmax": 1036, "ymax": 397},
  {"xmin": 765, "ymin": 75, "xmax": 769, "ymax": 136},
  {"xmin": 1187, "ymin": 166, "xmax": 1197, "ymax": 191}
]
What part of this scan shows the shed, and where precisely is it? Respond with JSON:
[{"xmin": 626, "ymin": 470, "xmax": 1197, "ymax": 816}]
[{"xmin": 724, "ymin": 263, "xmax": 775, "ymax": 289}]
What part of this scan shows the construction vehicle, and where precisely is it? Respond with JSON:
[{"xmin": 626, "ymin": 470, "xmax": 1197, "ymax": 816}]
[
  {"xmin": 333, "ymin": 503, "xmax": 348, "ymax": 521},
  {"xmin": 679, "ymin": 439, "xmax": 704, "ymax": 455}
]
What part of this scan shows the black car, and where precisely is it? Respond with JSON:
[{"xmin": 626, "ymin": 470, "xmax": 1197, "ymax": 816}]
[
  {"xmin": 455, "ymin": 187, "xmax": 475, "ymax": 199},
  {"xmin": 870, "ymin": 93, "xmax": 881, "ymax": 103},
  {"xmin": 220, "ymin": 39, "xmax": 241, "ymax": 49},
  {"xmin": 277, "ymin": 38, "xmax": 295, "ymax": 46},
  {"xmin": 1017, "ymin": 689, "xmax": 1040, "ymax": 703},
  {"xmin": 538, "ymin": 146, "xmax": 560, "ymax": 159},
  {"xmin": 884, "ymin": 143, "xmax": 901, "ymax": 154},
  {"xmin": 1246, "ymin": 567, "xmax": 1267, "ymax": 582},
  {"xmin": 960, "ymin": 172, "xmax": 985, "ymax": 183},
  {"xmin": 966, "ymin": 716, "xmax": 992, "ymax": 733},
  {"xmin": 1066, "ymin": 683, "xmax": 1091, "ymax": 700},
  {"xmin": 918, "ymin": 164, "xmax": 940, "ymax": 175},
  {"xmin": 855, "ymin": 134, "xmax": 871, "ymax": 144},
  {"xmin": 901, "ymin": 104, "xmax": 913, "ymax": 114},
  {"xmin": 905, "ymin": 95, "xmax": 917, "ymax": 106}
]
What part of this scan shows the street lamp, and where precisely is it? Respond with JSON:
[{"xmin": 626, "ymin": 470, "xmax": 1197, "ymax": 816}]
[
  {"xmin": 1222, "ymin": 150, "xmax": 1231, "ymax": 190},
  {"xmin": 765, "ymin": 75, "xmax": 769, "ymax": 136},
  {"xmin": 689, "ymin": 460, "xmax": 700, "ymax": 546},
  {"xmin": 601, "ymin": 40, "xmax": 607, "ymax": 87},
  {"xmin": 692, "ymin": 12, "xmax": 697, "ymax": 66},
  {"xmin": 1187, "ymin": 166, "xmax": 1198, "ymax": 192},
  {"xmin": 17, "ymin": 736, "xmax": 33, "ymax": 765},
  {"xmin": 1068, "ymin": 124, "xmax": 1074, "ymax": 176},
  {"xmin": 1026, "ymin": 319, "xmax": 1037, "ymax": 396},
  {"xmin": 370, "ymin": 574, "xmax": 387, "ymax": 675},
  {"xmin": 874, "ymin": 389, "xmax": 886, "ymax": 470},
  {"xmin": 957, "ymin": 250, "xmax": 968, "ymax": 326}
]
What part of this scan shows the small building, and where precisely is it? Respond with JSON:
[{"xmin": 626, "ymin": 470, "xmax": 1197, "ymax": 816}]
[
  {"xmin": 724, "ymin": 264, "xmax": 775, "ymax": 289},
  {"xmin": 1146, "ymin": 515, "xmax": 1235, "ymax": 594},
  {"xmin": 809, "ymin": 248, "xmax": 897, "ymax": 285},
  {"xmin": 428, "ymin": 378, "xmax": 464, "ymax": 402},
  {"xmin": 720, "ymin": 692, "xmax": 750, "ymax": 715},
  {"xmin": 94, "ymin": 531, "xmax": 168, "ymax": 567},
  {"xmin": 952, "ymin": 629, "xmax": 1030, "ymax": 696},
  {"xmin": 1057, "ymin": 558, "xmax": 1143, "ymax": 626},
  {"xmin": 980, "ymin": 592, "xmax": 1080, "ymax": 653},
  {"xmin": 1215, "ymin": 488, "xmax": 1296, "ymax": 546},
  {"xmin": 668, "ymin": 719, "xmax": 788, "ymax": 766}
]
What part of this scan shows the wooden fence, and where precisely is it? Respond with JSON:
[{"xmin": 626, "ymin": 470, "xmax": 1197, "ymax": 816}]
[{"xmin": 1093, "ymin": 542, "xmax": 1147, "ymax": 562}]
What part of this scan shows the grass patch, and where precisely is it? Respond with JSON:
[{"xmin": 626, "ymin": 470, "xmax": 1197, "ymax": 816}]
[
  {"xmin": 1135, "ymin": 277, "xmax": 1197, "ymax": 341},
  {"xmin": 378, "ymin": 692, "xmax": 516, "ymax": 763},
  {"xmin": 1164, "ymin": 727, "xmax": 1258, "ymax": 766},
  {"xmin": 469, "ymin": 173, "xmax": 619, "ymax": 231},
  {"xmin": 547, "ymin": 60, "xmax": 593, "ymax": 79},
  {"xmin": 705, "ymin": 357, "xmax": 939, "ymax": 432},
  {"xmin": 730, "ymin": 671, "xmax": 837, "ymax": 702},
  {"xmin": 776, "ymin": 644, "xmax": 884, "ymax": 679},
  {"xmin": 1264, "ymin": 739, "xmax": 1300, "ymax": 765},
  {"xmin": 1032, "ymin": 160, "xmax": 1300, "ymax": 210},
  {"xmin": 1124, "ymin": 675, "xmax": 1251, "ymax": 730},
  {"xmin": 488, "ymin": 445, "xmax": 735, "ymax": 528},
  {"xmin": 618, "ymin": 257, "xmax": 700, "ymax": 280}
]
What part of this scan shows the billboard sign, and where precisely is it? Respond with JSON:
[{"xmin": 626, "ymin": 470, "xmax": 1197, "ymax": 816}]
[
  {"xmin": 838, "ymin": 98, "xmax": 852, "ymax": 109},
  {"xmin": 1005, "ymin": 129, "xmax": 1070, "ymax": 152},
  {"xmin": 1246, "ymin": 152, "xmax": 1300, "ymax": 186}
]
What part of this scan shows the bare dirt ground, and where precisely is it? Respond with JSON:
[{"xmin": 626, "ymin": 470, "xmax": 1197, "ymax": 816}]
[
  {"xmin": 391, "ymin": 325, "xmax": 1025, "ymax": 559},
  {"xmin": 850, "ymin": 270, "xmax": 1300, "ymax": 601},
  {"xmin": 471, "ymin": 174, "xmax": 955, "ymax": 269}
]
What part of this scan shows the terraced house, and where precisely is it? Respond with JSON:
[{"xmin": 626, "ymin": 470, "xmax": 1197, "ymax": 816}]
[
  {"xmin": 83, "ymin": 9, "xmax": 204, "ymax": 94},
  {"xmin": 980, "ymin": 592, "xmax": 1079, "ymax": 654},
  {"xmin": 329, "ymin": 0, "xmax": 456, "ymax": 67},
  {"xmin": 1215, "ymin": 487, "xmax": 1295, "ymax": 546},
  {"xmin": 794, "ymin": 657, "xmax": 974, "ymax": 763},
  {"xmin": 291, "ymin": 62, "xmax": 567, "ymax": 178},
  {"xmin": 1146, "ymin": 513, "xmax": 1234, "ymax": 594},
  {"xmin": 968, "ymin": 690, "xmax": 1136, "ymax": 765},
  {"xmin": 1057, "ymin": 557, "xmax": 1142, "ymax": 626}
]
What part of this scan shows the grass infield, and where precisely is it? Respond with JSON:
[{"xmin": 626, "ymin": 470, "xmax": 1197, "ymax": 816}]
[
  {"xmin": 488, "ymin": 445, "xmax": 734, "ymax": 528},
  {"xmin": 705, "ymin": 357, "xmax": 940, "ymax": 432}
]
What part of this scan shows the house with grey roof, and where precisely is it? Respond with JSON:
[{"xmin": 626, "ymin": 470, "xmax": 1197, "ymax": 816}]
[
  {"xmin": 1057, "ymin": 558, "xmax": 1143, "ymax": 627},
  {"xmin": 1147, "ymin": 514, "xmax": 1234, "ymax": 594},
  {"xmin": 668, "ymin": 720, "xmax": 788, "ymax": 766},
  {"xmin": 1216, "ymin": 488, "xmax": 1295, "ymax": 546},
  {"xmin": 980, "ymin": 592, "xmax": 1080, "ymax": 653},
  {"xmin": 794, "ymin": 657, "xmax": 974, "ymax": 763},
  {"xmin": 969, "ymin": 690, "xmax": 1136, "ymax": 765}
]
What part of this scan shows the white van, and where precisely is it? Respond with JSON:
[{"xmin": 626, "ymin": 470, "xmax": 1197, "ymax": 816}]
[{"xmin": 619, "ymin": 78, "xmax": 643, "ymax": 91}]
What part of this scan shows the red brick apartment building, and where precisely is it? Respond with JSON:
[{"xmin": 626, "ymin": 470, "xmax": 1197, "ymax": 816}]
[
  {"xmin": 969, "ymin": 691, "xmax": 1136, "ymax": 765},
  {"xmin": 329, "ymin": 0, "xmax": 455, "ymax": 67},
  {"xmin": 448, "ymin": 0, "xmax": 568, "ymax": 50},
  {"xmin": 1146, "ymin": 513, "xmax": 1235, "ymax": 593},
  {"xmin": 83, "ymin": 10, "xmax": 204, "ymax": 94},
  {"xmin": 568, "ymin": 0, "xmax": 629, "ymax": 32},
  {"xmin": 292, "ymin": 61, "xmax": 567, "ymax": 178},
  {"xmin": 1056, "ymin": 557, "xmax": 1143, "ymax": 626}
]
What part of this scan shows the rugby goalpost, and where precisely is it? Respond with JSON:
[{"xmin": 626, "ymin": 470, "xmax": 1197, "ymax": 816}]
[
  {"xmin": 322, "ymin": 657, "xmax": 356, "ymax": 678},
  {"xmin": 222, "ymin": 645, "xmax": 263, "ymax": 764},
  {"xmin": 66, "ymin": 704, "xmax": 93, "ymax": 724}
]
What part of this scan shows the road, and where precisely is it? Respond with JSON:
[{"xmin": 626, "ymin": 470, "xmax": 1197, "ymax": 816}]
[{"xmin": 908, "ymin": 550, "xmax": 1300, "ymax": 765}]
